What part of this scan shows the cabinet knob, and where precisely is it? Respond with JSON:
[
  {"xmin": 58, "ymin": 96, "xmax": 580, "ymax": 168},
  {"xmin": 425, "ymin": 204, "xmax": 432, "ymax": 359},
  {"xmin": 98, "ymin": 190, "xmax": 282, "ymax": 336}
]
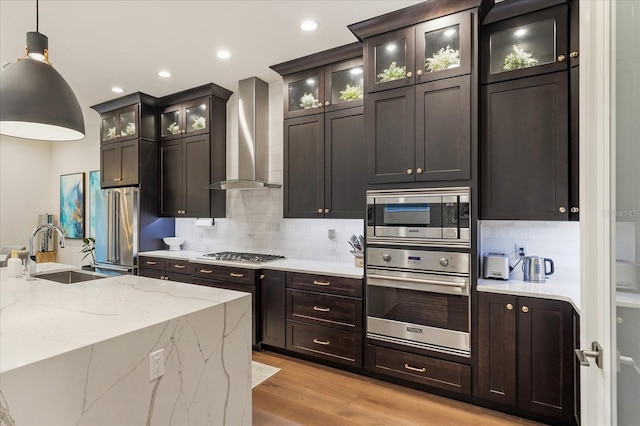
[
  {"xmin": 416, "ymin": 167, "xmax": 423, "ymax": 174},
  {"xmin": 522, "ymin": 306, "xmax": 529, "ymax": 313},
  {"xmin": 317, "ymin": 208, "xmax": 323, "ymax": 213},
  {"xmin": 570, "ymin": 51, "xmax": 579, "ymax": 59},
  {"xmin": 406, "ymin": 71, "xmax": 413, "ymax": 78},
  {"xmin": 406, "ymin": 168, "xmax": 413, "ymax": 175},
  {"xmin": 324, "ymin": 208, "xmax": 329, "ymax": 214},
  {"xmin": 571, "ymin": 207, "xmax": 580, "ymax": 213},
  {"xmin": 416, "ymin": 69, "xmax": 423, "ymax": 76},
  {"xmin": 506, "ymin": 303, "xmax": 514, "ymax": 310},
  {"xmin": 557, "ymin": 54, "xmax": 566, "ymax": 62},
  {"xmin": 559, "ymin": 206, "xmax": 567, "ymax": 213},
  {"xmin": 325, "ymin": 101, "xmax": 330, "ymax": 106},
  {"xmin": 260, "ymin": 274, "xmax": 265, "ymax": 280}
]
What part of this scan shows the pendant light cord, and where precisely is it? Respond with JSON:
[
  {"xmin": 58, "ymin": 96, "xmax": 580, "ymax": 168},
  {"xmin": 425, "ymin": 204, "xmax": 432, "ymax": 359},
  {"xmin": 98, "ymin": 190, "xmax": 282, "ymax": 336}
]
[{"xmin": 36, "ymin": 0, "xmax": 39, "ymax": 32}]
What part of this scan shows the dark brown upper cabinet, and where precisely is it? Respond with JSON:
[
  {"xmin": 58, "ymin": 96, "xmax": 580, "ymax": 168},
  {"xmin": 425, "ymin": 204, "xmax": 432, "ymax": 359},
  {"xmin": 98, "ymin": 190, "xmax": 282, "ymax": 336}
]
[
  {"xmin": 281, "ymin": 57, "xmax": 364, "ymax": 119},
  {"xmin": 367, "ymin": 75, "xmax": 471, "ymax": 184},
  {"xmin": 99, "ymin": 104, "xmax": 139, "ymax": 144},
  {"xmin": 364, "ymin": 10, "xmax": 473, "ymax": 93},
  {"xmin": 481, "ymin": 4, "xmax": 569, "ymax": 84},
  {"xmin": 159, "ymin": 96, "xmax": 211, "ymax": 141}
]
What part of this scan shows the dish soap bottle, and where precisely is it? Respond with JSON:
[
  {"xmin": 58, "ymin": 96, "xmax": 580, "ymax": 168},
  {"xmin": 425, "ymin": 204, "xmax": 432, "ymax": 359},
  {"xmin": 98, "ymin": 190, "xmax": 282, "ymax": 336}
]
[{"xmin": 7, "ymin": 250, "xmax": 22, "ymax": 277}]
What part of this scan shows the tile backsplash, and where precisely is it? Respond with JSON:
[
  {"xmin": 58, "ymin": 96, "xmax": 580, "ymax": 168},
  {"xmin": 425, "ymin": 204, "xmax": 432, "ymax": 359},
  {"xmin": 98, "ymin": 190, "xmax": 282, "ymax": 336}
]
[{"xmin": 480, "ymin": 220, "xmax": 580, "ymax": 281}]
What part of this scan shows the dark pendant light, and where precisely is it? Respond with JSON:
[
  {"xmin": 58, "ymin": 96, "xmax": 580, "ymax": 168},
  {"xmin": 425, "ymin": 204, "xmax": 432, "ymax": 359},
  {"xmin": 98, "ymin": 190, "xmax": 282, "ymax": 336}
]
[{"xmin": 0, "ymin": 0, "xmax": 85, "ymax": 141}]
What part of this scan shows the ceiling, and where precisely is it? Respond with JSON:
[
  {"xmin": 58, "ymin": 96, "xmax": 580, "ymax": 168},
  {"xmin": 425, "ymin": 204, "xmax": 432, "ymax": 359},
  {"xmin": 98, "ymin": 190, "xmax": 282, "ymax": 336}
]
[{"xmin": 0, "ymin": 0, "xmax": 423, "ymax": 123}]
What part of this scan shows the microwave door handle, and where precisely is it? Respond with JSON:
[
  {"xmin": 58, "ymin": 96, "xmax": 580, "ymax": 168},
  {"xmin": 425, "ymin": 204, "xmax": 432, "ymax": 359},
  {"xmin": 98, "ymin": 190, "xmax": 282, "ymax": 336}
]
[{"xmin": 367, "ymin": 273, "xmax": 467, "ymax": 290}]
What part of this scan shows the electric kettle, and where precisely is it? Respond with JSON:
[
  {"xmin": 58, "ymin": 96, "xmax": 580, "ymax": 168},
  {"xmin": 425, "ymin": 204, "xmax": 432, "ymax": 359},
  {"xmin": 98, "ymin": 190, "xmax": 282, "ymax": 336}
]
[{"xmin": 523, "ymin": 256, "xmax": 554, "ymax": 283}]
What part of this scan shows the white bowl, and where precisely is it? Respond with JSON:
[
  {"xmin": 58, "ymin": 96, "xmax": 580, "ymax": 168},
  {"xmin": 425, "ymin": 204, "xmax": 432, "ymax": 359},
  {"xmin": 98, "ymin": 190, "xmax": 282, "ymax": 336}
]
[{"xmin": 163, "ymin": 237, "xmax": 185, "ymax": 251}]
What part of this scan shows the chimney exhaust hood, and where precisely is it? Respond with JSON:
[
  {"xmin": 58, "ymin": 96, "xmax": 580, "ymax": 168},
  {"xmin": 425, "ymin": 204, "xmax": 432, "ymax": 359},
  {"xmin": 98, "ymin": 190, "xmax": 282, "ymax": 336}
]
[{"xmin": 208, "ymin": 77, "xmax": 281, "ymax": 190}]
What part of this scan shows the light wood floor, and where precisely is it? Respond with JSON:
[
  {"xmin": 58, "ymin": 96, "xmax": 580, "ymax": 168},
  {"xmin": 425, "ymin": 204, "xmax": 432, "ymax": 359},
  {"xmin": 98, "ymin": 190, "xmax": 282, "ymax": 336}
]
[{"xmin": 252, "ymin": 351, "xmax": 541, "ymax": 426}]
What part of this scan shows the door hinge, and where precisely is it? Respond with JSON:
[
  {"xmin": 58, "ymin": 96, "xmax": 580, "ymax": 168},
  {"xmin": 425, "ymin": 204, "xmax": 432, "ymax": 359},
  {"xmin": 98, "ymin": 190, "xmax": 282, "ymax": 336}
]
[{"xmin": 575, "ymin": 341, "xmax": 603, "ymax": 369}]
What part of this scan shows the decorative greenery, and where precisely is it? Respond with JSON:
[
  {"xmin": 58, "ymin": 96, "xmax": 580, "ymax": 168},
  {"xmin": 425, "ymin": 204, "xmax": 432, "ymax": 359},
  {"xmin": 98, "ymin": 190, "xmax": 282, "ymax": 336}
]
[
  {"xmin": 106, "ymin": 127, "xmax": 116, "ymax": 139},
  {"xmin": 191, "ymin": 116, "xmax": 206, "ymax": 130},
  {"xmin": 80, "ymin": 237, "xmax": 96, "ymax": 265},
  {"xmin": 299, "ymin": 93, "xmax": 319, "ymax": 109},
  {"xmin": 503, "ymin": 45, "xmax": 538, "ymax": 71},
  {"xmin": 167, "ymin": 122, "xmax": 181, "ymax": 135},
  {"xmin": 377, "ymin": 61, "xmax": 406, "ymax": 82},
  {"xmin": 425, "ymin": 45, "xmax": 460, "ymax": 72},
  {"xmin": 339, "ymin": 84, "xmax": 363, "ymax": 101},
  {"xmin": 123, "ymin": 122, "xmax": 136, "ymax": 136}
]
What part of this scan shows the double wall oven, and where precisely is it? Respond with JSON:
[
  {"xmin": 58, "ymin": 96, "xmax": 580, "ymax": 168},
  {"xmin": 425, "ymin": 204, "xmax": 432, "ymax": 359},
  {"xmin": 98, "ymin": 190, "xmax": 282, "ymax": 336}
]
[{"xmin": 366, "ymin": 187, "xmax": 472, "ymax": 357}]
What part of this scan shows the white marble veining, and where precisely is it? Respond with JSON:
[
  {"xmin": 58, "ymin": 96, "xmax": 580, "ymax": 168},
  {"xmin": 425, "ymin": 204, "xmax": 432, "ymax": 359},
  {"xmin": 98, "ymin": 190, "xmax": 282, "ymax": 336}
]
[
  {"xmin": 0, "ymin": 263, "xmax": 251, "ymax": 425},
  {"xmin": 478, "ymin": 277, "xmax": 581, "ymax": 313},
  {"xmin": 139, "ymin": 250, "xmax": 365, "ymax": 279}
]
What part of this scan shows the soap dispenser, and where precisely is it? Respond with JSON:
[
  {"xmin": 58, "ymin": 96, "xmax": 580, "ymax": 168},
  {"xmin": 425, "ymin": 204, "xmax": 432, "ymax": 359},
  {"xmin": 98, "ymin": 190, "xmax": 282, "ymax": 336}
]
[{"xmin": 7, "ymin": 250, "xmax": 22, "ymax": 277}]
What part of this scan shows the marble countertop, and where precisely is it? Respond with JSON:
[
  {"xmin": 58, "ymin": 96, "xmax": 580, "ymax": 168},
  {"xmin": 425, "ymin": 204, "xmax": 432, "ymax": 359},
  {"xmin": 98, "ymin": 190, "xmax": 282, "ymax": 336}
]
[
  {"xmin": 478, "ymin": 277, "xmax": 581, "ymax": 313},
  {"xmin": 0, "ymin": 263, "xmax": 250, "ymax": 374},
  {"xmin": 139, "ymin": 250, "xmax": 364, "ymax": 279}
]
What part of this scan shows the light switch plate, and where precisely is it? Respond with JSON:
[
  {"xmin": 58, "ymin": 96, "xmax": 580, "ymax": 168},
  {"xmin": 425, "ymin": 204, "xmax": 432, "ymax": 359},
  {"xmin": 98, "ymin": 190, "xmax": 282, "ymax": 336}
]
[{"xmin": 149, "ymin": 348, "xmax": 164, "ymax": 381}]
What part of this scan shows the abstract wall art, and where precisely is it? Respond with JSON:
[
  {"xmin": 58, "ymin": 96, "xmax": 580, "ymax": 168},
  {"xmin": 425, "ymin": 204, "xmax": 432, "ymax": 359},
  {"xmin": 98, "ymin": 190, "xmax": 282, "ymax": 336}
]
[{"xmin": 60, "ymin": 172, "xmax": 85, "ymax": 239}]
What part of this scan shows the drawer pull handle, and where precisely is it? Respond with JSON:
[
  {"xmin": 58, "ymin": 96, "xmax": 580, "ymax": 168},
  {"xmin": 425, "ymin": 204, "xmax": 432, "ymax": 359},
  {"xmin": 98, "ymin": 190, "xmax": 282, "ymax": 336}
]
[
  {"xmin": 404, "ymin": 363, "xmax": 426, "ymax": 373},
  {"xmin": 146, "ymin": 261, "xmax": 157, "ymax": 265},
  {"xmin": 313, "ymin": 306, "xmax": 330, "ymax": 312},
  {"xmin": 313, "ymin": 280, "xmax": 331, "ymax": 286},
  {"xmin": 173, "ymin": 264, "xmax": 185, "ymax": 269},
  {"xmin": 313, "ymin": 338, "xmax": 330, "ymax": 346},
  {"xmin": 199, "ymin": 269, "xmax": 213, "ymax": 274},
  {"xmin": 230, "ymin": 273, "xmax": 244, "ymax": 278}
]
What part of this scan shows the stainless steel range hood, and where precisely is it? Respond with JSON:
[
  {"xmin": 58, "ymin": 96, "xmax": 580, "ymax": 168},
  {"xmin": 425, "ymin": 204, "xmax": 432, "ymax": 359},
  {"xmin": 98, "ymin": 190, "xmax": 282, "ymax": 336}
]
[{"xmin": 208, "ymin": 77, "xmax": 281, "ymax": 190}]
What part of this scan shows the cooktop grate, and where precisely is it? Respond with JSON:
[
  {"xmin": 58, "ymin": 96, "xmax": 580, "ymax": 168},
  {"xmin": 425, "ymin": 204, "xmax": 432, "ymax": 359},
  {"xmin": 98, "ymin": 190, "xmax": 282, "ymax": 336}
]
[{"xmin": 200, "ymin": 251, "xmax": 286, "ymax": 263}]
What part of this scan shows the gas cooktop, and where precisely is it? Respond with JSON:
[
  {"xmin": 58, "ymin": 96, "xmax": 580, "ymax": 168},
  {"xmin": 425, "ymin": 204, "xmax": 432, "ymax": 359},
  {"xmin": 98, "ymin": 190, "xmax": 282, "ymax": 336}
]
[{"xmin": 199, "ymin": 251, "xmax": 286, "ymax": 263}]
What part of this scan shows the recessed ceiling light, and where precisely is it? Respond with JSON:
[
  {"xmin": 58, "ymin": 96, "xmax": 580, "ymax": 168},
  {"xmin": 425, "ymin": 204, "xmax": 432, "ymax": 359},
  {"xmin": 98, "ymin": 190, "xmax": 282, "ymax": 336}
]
[
  {"xmin": 158, "ymin": 70, "xmax": 172, "ymax": 78},
  {"xmin": 301, "ymin": 20, "xmax": 318, "ymax": 31},
  {"xmin": 443, "ymin": 28, "xmax": 457, "ymax": 37},
  {"xmin": 111, "ymin": 87, "xmax": 124, "ymax": 94},
  {"xmin": 514, "ymin": 28, "xmax": 528, "ymax": 37},
  {"xmin": 217, "ymin": 50, "xmax": 231, "ymax": 59}
]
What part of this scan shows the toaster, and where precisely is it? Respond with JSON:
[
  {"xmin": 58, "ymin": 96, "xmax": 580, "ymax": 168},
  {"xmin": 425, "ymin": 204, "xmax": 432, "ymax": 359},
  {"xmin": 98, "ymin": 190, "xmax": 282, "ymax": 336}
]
[{"xmin": 483, "ymin": 253, "xmax": 510, "ymax": 280}]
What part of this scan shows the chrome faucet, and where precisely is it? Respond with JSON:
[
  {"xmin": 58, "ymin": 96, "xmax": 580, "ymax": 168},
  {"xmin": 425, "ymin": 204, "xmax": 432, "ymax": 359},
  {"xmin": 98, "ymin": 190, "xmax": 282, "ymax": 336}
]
[{"xmin": 27, "ymin": 223, "xmax": 65, "ymax": 280}]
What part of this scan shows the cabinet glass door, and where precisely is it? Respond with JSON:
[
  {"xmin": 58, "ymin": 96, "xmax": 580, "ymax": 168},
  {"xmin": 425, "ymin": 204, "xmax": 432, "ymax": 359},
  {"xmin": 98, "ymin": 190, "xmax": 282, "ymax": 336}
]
[
  {"xmin": 365, "ymin": 28, "xmax": 414, "ymax": 93},
  {"xmin": 481, "ymin": 5, "xmax": 568, "ymax": 84},
  {"xmin": 118, "ymin": 105, "xmax": 138, "ymax": 140},
  {"xmin": 284, "ymin": 69, "xmax": 324, "ymax": 118},
  {"xmin": 160, "ymin": 107, "xmax": 181, "ymax": 139},
  {"xmin": 100, "ymin": 113, "xmax": 117, "ymax": 143},
  {"xmin": 184, "ymin": 98, "xmax": 209, "ymax": 136},
  {"xmin": 417, "ymin": 11, "xmax": 471, "ymax": 83},
  {"xmin": 325, "ymin": 58, "xmax": 363, "ymax": 111}
]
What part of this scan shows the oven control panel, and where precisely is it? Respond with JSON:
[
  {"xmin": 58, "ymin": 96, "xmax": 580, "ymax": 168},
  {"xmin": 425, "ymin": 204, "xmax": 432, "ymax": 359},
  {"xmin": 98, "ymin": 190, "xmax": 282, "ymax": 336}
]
[{"xmin": 367, "ymin": 247, "xmax": 469, "ymax": 274}]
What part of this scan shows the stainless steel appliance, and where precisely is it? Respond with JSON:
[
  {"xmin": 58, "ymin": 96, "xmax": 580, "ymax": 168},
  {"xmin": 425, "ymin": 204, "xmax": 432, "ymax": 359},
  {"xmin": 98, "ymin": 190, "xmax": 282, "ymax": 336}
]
[
  {"xmin": 367, "ymin": 187, "xmax": 470, "ymax": 248},
  {"xmin": 483, "ymin": 252, "xmax": 510, "ymax": 280},
  {"xmin": 366, "ymin": 246, "xmax": 471, "ymax": 357},
  {"xmin": 198, "ymin": 251, "xmax": 285, "ymax": 263},
  {"xmin": 523, "ymin": 256, "xmax": 554, "ymax": 283}
]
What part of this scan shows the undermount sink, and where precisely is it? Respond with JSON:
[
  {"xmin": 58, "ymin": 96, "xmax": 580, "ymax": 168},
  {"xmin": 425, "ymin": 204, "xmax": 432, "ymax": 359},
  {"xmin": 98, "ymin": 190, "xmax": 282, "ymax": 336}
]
[{"xmin": 36, "ymin": 270, "xmax": 108, "ymax": 284}]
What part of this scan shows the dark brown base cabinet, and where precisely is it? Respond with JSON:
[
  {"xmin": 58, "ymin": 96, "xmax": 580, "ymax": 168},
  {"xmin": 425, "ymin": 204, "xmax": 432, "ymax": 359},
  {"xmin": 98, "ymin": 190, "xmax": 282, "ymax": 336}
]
[
  {"xmin": 477, "ymin": 292, "xmax": 577, "ymax": 425},
  {"xmin": 138, "ymin": 256, "xmax": 193, "ymax": 283},
  {"xmin": 260, "ymin": 270, "xmax": 286, "ymax": 349},
  {"xmin": 285, "ymin": 272, "xmax": 364, "ymax": 368}
]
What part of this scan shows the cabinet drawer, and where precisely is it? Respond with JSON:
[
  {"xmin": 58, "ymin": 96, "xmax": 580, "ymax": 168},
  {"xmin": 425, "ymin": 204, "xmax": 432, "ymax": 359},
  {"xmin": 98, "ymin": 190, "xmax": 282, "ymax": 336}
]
[
  {"xmin": 287, "ymin": 289, "xmax": 362, "ymax": 332},
  {"xmin": 365, "ymin": 345, "xmax": 471, "ymax": 395},
  {"xmin": 165, "ymin": 272, "xmax": 192, "ymax": 283},
  {"xmin": 139, "ymin": 257, "xmax": 165, "ymax": 271},
  {"xmin": 287, "ymin": 320, "xmax": 362, "ymax": 368},
  {"xmin": 192, "ymin": 263, "xmax": 255, "ymax": 285},
  {"xmin": 166, "ymin": 259, "xmax": 194, "ymax": 275},
  {"xmin": 287, "ymin": 272, "xmax": 363, "ymax": 297},
  {"xmin": 139, "ymin": 268, "xmax": 164, "ymax": 279}
]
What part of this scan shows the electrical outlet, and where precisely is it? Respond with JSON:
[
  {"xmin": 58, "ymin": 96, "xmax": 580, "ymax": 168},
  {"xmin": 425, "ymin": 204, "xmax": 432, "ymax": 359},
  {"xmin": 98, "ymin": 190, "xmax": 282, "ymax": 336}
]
[
  {"xmin": 149, "ymin": 348, "xmax": 164, "ymax": 381},
  {"xmin": 515, "ymin": 244, "xmax": 527, "ymax": 257}
]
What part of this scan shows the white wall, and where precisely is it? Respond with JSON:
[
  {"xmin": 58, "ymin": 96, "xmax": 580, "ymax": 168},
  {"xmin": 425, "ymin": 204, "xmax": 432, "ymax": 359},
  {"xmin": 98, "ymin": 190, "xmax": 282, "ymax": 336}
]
[
  {"xmin": 175, "ymin": 82, "xmax": 364, "ymax": 263},
  {"xmin": 480, "ymin": 220, "xmax": 580, "ymax": 281}
]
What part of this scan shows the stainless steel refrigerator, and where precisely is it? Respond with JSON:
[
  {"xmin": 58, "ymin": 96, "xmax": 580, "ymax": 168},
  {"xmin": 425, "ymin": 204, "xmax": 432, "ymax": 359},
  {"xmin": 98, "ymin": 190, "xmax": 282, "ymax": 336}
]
[{"xmin": 93, "ymin": 186, "xmax": 173, "ymax": 274}]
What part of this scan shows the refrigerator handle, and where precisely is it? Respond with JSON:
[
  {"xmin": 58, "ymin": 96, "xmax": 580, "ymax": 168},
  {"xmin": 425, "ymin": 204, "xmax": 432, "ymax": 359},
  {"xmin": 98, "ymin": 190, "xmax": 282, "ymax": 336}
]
[
  {"xmin": 107, "ymin": 191, "xmax": 114, "ymax": 263},
  {"xmin": 113, "ymin": 190, "xmax": 120, "ymax": 263}
]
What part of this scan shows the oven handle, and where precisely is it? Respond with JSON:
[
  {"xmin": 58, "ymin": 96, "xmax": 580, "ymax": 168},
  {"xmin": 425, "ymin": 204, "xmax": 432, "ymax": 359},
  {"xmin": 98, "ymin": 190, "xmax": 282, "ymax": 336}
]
[{"xmin": 367, "ymin": 272, "xmax": 468, "ymax": 294}]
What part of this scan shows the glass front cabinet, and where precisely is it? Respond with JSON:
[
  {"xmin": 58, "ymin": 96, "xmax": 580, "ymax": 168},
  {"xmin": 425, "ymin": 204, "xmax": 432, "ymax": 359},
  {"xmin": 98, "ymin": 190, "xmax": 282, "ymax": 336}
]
[
  {"xmin": 365, "ymin": 10, "xmax": 472, "ymax": 93},
  {"xmin": 100, "ymin": 104, "xmax": 139, "ymax": 144},
  {"xmin": 283, "ymin": 59, "xmax": 364, "ymax": 118},
  {"xmin": 481, "ymin": 5, "xmax": 568, "ymax": 84},
  {"xmin": 159, "ymin": 97, "xmax": 210, "ymax": 140}
]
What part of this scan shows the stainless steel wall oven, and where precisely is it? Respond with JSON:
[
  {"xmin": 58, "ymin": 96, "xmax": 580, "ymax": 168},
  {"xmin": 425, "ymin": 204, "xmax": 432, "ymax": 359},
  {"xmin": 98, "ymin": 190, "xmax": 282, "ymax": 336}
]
[{"xmin": 365, "ymin": 188, "xmax": 472, "ymax": 358}]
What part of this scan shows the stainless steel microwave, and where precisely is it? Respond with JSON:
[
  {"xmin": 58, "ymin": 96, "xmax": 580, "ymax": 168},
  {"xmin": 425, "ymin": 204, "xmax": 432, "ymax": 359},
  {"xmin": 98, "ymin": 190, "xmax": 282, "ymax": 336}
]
[{"xmin": 366, "ymin": 187, "xmax": 470, "ymax": 248}]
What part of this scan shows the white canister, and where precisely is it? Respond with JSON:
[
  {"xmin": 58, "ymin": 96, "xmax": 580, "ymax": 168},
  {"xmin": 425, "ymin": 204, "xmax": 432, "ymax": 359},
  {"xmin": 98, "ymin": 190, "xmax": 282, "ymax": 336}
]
[{"xmin": 7, "ymin": 250, "xmax": 23, "ymax": 277}]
